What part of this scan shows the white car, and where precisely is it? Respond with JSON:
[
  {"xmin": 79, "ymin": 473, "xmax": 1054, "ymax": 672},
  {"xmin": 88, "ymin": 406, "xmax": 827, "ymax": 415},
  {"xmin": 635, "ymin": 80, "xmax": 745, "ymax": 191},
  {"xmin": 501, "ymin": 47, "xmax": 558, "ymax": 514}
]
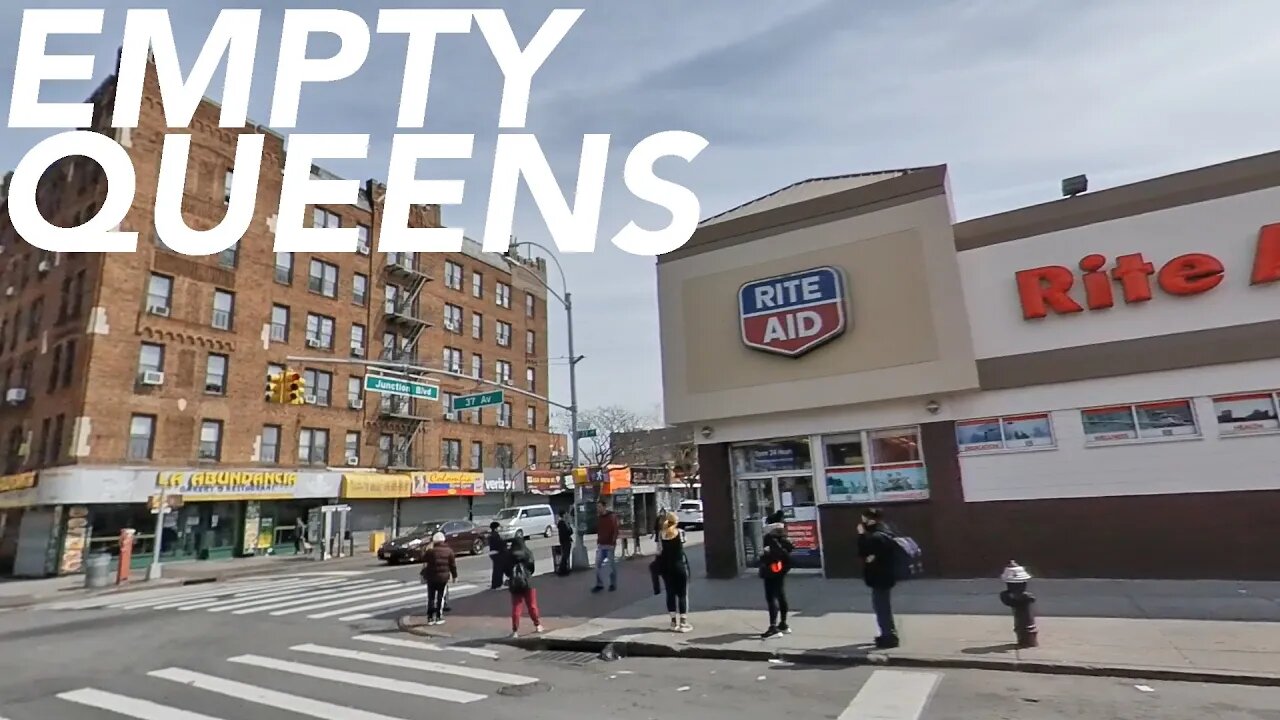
[
  {"xmin": 675, "ymin": 500, "xmax": 704, "ymax": 530},
  {"xmin": 491, "ymin": 504, "xmax": 557, "ymax": 540}
]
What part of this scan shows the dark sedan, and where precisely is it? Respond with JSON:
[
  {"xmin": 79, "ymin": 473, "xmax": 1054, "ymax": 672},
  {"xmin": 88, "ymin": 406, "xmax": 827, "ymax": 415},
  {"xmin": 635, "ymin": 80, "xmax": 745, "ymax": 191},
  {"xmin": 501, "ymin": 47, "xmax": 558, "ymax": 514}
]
[{"xmin": 377, "ymin": 519, "xmax": 488, "ymax": 564}]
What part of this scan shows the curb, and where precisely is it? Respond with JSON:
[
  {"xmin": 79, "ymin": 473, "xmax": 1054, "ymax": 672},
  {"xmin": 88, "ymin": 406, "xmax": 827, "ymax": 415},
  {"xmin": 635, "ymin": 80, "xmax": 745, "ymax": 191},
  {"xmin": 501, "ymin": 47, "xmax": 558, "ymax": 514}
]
[{"xmin": 494, "ymin": 636, "xmax": 1280, "ymax": 688}]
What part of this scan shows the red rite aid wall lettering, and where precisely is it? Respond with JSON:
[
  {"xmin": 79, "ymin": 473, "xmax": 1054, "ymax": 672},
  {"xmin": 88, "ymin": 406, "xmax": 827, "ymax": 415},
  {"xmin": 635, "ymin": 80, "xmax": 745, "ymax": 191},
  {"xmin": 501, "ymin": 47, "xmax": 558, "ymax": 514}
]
[{"xmin": 1015, "ymin": 223, "xmax": 1280, "ymax": 320}]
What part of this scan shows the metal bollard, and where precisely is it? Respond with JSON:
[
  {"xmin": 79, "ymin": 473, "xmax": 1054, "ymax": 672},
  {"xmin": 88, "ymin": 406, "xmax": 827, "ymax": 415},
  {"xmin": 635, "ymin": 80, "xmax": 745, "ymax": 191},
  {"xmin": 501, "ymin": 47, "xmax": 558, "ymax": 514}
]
[{"xmin": 998, "ymin": 560, "xmax": 1038, "ymax": 648}]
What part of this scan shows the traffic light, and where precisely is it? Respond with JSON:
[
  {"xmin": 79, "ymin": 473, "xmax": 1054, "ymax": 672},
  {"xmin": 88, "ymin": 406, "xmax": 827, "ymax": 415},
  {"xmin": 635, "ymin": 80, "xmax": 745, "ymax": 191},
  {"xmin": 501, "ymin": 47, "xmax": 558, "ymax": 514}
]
[
  {"xmin": 286, "ymin": 370, "xmax": 306, "ymax": 405},
  {"xmin": 265, "ymin": 372, "xmax": 285, "ymax": 403}
]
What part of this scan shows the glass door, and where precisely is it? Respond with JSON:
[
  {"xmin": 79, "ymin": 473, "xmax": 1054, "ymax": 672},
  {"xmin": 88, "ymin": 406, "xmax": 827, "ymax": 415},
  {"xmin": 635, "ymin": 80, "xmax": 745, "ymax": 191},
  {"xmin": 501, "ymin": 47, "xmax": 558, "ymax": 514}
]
[
  {"xmin": 736, "ymin": 477, "xmax": 775, "ymax": 568},
  {"xmin": 776, "ymin": 475, "xmax": 822, "ymax": 570}
]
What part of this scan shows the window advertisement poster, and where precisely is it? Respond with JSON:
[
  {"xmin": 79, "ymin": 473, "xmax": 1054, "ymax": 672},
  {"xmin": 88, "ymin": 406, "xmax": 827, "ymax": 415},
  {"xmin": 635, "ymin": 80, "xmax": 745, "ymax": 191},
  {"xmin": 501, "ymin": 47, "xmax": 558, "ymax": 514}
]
[
  {"xmin": 1211, "ymin": 393, "xmax": 1280, "ymax": 436},
  {"xmin": 1001, "ymin": 413, "xmax": 1055, "ymax": 449},
  {"xmin": 870, "ymin": 461, "xmax": 929, "ymax": 501},
  {"xmin": 955, "ymin": 418, "xmax": 1003, "ymax": 452},
  {"xmin": 731, "ymin": 439, "xmax": 812, "ymax": 476},
  {"xmin": 824, "ymin": 466, "xmax": 870, "ymax": 503},
  {"xmin": 1081, "ymin": 406, "xmax": 1139, "ymax": 443},
  {"xmin": 1134, "ymin": 400, "xmax": 1199, "ymax": 439}
]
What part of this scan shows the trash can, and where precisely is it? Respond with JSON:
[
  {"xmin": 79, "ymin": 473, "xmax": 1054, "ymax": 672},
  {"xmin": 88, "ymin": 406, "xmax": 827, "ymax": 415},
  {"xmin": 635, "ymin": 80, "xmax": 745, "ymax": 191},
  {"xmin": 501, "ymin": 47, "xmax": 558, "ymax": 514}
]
[
  {"xmin": 551, "ymin": 545, "xmax": 564, "ymax": 575},
  {"xmin": 83, "ymin": 553, "xmax": 113, "ymax": 589}
]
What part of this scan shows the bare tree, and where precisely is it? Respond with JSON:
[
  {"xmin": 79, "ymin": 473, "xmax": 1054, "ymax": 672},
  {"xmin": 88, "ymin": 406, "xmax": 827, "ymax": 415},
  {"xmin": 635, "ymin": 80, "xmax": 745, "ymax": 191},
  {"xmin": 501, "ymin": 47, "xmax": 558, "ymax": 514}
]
[{"xmin": 576, "ymin": 405, "xmax": 654, "ymax": 467}]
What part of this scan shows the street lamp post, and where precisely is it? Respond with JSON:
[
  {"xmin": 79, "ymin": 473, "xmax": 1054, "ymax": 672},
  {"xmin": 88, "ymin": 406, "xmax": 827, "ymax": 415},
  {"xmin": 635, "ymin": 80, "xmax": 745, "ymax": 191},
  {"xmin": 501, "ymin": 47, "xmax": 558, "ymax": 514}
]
[{"xmin": 503, "ymin": 242, "xmax": 589, "ymax": 571}]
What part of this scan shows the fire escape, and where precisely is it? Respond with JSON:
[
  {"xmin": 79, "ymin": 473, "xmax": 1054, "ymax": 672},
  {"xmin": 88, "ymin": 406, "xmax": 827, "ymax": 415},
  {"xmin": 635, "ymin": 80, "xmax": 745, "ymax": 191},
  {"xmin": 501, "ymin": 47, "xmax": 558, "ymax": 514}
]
[{"xmin": 378, "ymin": 252, "xmax": 434, "ymax": 469}]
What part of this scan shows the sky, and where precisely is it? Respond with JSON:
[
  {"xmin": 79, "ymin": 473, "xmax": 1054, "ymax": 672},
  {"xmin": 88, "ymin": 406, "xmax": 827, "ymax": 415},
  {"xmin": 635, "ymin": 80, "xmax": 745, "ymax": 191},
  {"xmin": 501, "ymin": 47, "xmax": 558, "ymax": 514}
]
[{"xmin": 4, "ymin": 0, "xmax": 1280, "ymax": 426}]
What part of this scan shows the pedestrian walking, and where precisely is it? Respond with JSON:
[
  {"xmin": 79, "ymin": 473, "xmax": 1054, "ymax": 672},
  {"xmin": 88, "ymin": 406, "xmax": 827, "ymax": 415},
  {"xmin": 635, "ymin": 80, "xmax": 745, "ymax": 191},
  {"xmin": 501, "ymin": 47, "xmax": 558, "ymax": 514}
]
[
  {"xmin": 591, "ymin": 501, "xmax": 620, "ymax": 593},
  {"xmin": 487, "ymin": 521, "xmax": 508, "ymax": 590},
  {"xmin": 419, "ymin": 532, "xmax": 457, "ymax": 626},
  {"xmin": 759, "ymin": 510, "xmax": 795, "ymax": 639},
  {"xmin": 556, "ymin": 512, "xmax": 574, "ymax": 575},
  {"xmin": 655, "ymin": 512, "xmax": 692, "ymax": 632},
  {"xmin": 505, "ymin": 535, "xmax": 544, "ymax": 638},
  {"xmin": 294, "ymin": 514, "xmax": 310, "ymax": 555},
  {"xmin": 857, "ymin": 507, "xmax": 899, "ymax": 648}
]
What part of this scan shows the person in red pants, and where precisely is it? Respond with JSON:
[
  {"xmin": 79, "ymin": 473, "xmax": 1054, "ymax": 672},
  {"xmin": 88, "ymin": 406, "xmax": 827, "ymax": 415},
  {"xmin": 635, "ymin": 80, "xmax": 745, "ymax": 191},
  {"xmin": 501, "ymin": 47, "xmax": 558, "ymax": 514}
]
[{"xmin": 505, "ymin": 535, "xmax": 544, "ymax": 638}]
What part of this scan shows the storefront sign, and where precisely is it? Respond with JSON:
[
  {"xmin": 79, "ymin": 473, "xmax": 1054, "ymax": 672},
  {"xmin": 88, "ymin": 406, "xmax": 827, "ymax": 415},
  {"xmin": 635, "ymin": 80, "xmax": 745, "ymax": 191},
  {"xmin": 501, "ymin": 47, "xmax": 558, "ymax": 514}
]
[
  {"xmin": 0, "ymin": 472, "xmax": 37, "ymax": 494},
  {"xmin": 411, "ymin": 472, "xmax": 484, "ymax": 497},
  {"xmin": 342, "ymin": 473, "xmax": 412, "ymax": 499},
  {"xmin": 629, "ymin": 467, "xmax": 668, "ymax": 485},
  {"xmin": 1016, "ymin": 223, "xmax": 1280, "ymax": 320},
  {"xmin": 524, "ymin": 470, "xmax": 569, "ymax": 495},
  {"xmin": 155, "ymin": 471, "xmax": 297, "ymax": 501},
  {"xmin": 739, "ymin": 266, "xmax": 848, "ymax": 357},
  {"xmin": 59, "ymin": 506, "xmax": 89, "ymax": 575}
]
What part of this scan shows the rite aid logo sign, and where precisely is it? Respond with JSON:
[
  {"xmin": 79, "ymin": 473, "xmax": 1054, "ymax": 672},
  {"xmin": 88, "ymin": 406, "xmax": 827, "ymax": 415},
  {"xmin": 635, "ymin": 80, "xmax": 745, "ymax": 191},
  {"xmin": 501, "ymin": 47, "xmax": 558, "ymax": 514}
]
[{"xmin": 739, "ymin": 266, "xmax": 849, "ymax": 357}]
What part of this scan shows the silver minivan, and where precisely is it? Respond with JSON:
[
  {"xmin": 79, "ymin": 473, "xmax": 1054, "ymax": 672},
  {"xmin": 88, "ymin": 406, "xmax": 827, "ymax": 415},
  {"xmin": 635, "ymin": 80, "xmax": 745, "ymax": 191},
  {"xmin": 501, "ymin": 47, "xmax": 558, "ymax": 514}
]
[{"xmin": 492, "ymin": 504, "xmax": 556, "ymax": 539}]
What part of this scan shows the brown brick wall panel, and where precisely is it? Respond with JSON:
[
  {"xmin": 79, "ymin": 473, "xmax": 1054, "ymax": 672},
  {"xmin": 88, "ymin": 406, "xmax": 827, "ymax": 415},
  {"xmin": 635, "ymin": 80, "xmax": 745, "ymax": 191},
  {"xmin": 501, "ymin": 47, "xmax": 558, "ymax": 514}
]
[{"xmin": 697, "ymin": 442, "xmax": 739, "ymax": 579}]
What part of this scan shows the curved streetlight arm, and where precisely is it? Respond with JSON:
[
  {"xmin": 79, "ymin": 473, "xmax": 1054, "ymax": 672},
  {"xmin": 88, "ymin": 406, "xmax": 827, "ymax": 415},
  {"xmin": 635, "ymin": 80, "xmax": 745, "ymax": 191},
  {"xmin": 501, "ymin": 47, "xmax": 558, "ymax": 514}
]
[{"xmin": 506, "ymin": 240, "xmax": 569, "ymax": 307}]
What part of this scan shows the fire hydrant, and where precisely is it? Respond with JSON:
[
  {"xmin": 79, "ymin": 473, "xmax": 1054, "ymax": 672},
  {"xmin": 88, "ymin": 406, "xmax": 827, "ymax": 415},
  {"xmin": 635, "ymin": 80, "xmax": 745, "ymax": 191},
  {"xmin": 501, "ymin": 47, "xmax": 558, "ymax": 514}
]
[{"xmin": 998, "ymin": 560, "xmax": 1038, "ymax": 648}]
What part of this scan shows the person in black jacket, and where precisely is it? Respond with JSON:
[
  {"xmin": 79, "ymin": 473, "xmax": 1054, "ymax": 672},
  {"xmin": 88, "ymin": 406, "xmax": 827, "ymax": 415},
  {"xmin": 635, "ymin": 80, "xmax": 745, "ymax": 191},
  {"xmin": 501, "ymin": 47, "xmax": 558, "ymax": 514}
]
[
  {"xmin": 487, "ymin": 521, "xmax": 508, "ymax": 589},
  {"xmin": 505, "ymin": 535, "xmax": 543, "ymax": 637},
  {"xmin": 857, "ymin": 508, "xmax": 899, "ymax": 649},
  {"xmin": 758, "ymin": 511, "xmax": 795, "ymax": 639},
  {"xmin": 556, "ymin": 512, "xmax": 574, "ymax": 575},
  {"xmin": 418, "ymin": 532, "xmax": 457, "ymax": 626},
  {"xmin": 656, "ymin": 512, "xmax": 692, "ymax": 632}
]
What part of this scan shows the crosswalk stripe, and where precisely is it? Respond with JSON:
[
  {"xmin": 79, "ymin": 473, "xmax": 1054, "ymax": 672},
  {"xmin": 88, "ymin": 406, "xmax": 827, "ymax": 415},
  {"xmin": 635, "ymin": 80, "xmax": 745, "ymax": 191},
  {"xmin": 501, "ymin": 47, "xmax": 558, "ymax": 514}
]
[
  {"xmin": 149, "ymin": 667, "xmax": 406, "ymax": 720},
  {"xmin": 47, "ymin": 577, "xmax": 302, "ymax": 610},
  {"xmin": 135, "ymin": 578, "xmax": 341, "ymax": 610},
  {"xmin": 303, "ymin": 586, "xmax": 437, "ymax": 618},
  {"xmin": 351, "ymin": 634, "xmax": 502, "ymax": 659},
  {"xmin": 291, "ymin": 644, "xmax": 538, "ymax": 686},
  {"xmin": 202, "ymin": 580, "xmax": 392, "ymax": 614},
  {"xmin": 174, "ymin": 579, "xmax": 362, "ymax": 611},
  {"xmin": 332, "ymin": 585, "xmax": 483, "ymax": 621},
  {"xmin": 838, "ymin": 670, "xmax": 941, "ymax": 720},
  {"xmin": 261, "ymin": 581, "xmax": 408, "ymax": 616},
  {"xmin": 227, "ymin": 654, "xmax": 485, "ymax": 704},
  {"xmin": 58, "ymin": 688, "xmax": 225, "ymax": 720}
]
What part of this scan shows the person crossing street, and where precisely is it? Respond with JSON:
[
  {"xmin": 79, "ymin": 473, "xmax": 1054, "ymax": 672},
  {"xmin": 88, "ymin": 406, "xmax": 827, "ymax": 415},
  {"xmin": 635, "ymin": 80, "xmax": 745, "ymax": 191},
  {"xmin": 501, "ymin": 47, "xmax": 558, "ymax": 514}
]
[
  {"xmin": 419, "ymin": 532, "xmax": 457, "ymax": 626},
  {"xmin": 591, "ymin": 501, "xmax": 620, "ymax": 593}
]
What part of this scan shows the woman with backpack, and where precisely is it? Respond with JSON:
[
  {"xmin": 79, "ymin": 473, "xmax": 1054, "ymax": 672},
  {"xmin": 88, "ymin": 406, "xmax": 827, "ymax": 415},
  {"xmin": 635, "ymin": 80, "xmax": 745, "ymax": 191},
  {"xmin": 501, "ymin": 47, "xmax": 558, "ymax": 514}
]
[
  {"xmin": 656, "ymin": 512, "xmax": 692, "ymax": 632},
  {"xmin": 759, "ymin": 510, "xmax": 795, "ymax": 640},
  {"xmin": 505, "ymin": 535, "xmax": 544, "ymax": 638}
]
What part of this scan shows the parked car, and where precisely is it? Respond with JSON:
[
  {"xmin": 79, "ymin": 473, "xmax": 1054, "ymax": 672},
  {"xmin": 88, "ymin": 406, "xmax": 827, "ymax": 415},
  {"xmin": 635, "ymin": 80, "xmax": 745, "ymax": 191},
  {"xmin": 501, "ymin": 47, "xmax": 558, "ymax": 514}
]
[
  {"xmin": 676, "ymin": 499, "xmax": 704, "ymax": 530},
  {"xmin": 377, "ymin": 519, "xmax": 487, "ymax": 564},
  {"xmin": 491, "ymin": 504, "xmax": 556, "ymax": 540}
]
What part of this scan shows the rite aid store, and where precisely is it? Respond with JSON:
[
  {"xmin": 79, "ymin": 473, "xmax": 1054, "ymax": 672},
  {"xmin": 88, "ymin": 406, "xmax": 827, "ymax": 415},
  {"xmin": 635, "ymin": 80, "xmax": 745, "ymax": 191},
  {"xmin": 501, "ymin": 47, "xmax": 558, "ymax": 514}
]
[{"xmin": 658, "ymin": 153, "xmax": 1280, "ymax": 581}]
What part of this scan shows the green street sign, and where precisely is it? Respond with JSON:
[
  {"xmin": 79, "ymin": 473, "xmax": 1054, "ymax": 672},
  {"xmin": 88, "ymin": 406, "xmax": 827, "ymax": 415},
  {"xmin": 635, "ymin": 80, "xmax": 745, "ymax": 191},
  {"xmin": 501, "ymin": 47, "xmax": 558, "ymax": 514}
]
[
  {"xmin": 452, "ymin": 390, "xmax": 504, "ymax": 412},
  {"xmin": 576, "ymin": 428, "xmax": 598, "ymax": 439},
  {"xmin": 364, "ymin": 374, "xmax": 439, "ymax": 400}
]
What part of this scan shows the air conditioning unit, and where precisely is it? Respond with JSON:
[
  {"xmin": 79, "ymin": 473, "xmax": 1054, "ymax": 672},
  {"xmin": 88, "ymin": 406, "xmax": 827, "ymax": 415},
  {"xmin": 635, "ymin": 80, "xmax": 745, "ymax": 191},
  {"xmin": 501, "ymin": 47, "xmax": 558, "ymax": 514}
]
[
  {"xmin": 357, "ymin": 242, "xmax": 370, "ymax": 256},
  {"xmin": 304, "ymin": 394, "xmax": 317, "ymax": 404},
  {"xmin": 349, "ymin": 398, "xmax": 364, "ymax": 410},
  {"xmin": 306, "ymin": 338, "xmax": 322, "ymax": 349},
  {"xmin": 445, "ymin": 320, "xmax": 460, "ymax": 332},
  {"xmin": 37, "ymin": 260, "xmax": 51, "ymax": 274},
  {"xmin": 444, "ymin": 411, "xmax": 457, "ymax": 421},
  {"xmin": 269, "ymin": 325, "xmax": 286, "ymax": 342},
  {"xmin": 5, "ymin": 388, "xmax": 27, "ymax": 404},
  {"xmin": 4, "ymin": 287, "xmax": 14, "ymax": 297},
  {"xmin": 345, "ymin": 456, "xmax": 360, "ymax": 466},
  {"xmin": 140, "ymin": 370, "xmax": 165, "ymax": 386},
  {"xmin": 146, "ymin": 304, "xmax": 170, "ymax": 317},
  {"xmin": 351, "ymin": 343, "xmax": 365, "ymax": 358}
]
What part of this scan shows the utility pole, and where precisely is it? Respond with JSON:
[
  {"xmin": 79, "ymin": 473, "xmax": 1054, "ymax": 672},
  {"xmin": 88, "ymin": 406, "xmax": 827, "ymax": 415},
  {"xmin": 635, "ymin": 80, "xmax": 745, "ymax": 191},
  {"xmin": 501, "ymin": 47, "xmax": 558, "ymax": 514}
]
[{"xmin": 146, "ymin": 485, "xmax": 167, "ymax": 581}]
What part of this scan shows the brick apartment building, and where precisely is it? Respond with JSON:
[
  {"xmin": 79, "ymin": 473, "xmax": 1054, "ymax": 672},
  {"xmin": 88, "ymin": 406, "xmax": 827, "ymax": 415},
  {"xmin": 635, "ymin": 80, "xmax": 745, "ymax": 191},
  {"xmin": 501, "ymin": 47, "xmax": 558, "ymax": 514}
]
[{"xmin": 0, "ymin": 60, "xmax": 553, "ymax": 577}]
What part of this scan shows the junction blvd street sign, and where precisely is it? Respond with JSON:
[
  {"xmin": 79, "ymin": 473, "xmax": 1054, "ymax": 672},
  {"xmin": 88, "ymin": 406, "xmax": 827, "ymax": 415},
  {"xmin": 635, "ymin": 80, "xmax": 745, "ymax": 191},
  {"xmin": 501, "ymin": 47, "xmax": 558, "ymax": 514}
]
[{"xmin": 738, "ymin": 266, "xmax": 848, "ymax": 357}]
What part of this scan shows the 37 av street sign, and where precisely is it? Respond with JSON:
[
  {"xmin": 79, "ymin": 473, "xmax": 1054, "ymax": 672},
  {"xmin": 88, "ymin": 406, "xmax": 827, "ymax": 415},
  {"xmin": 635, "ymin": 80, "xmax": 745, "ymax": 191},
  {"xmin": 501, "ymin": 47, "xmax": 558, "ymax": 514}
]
[
  {"xmin": 364, "ymin": 374, "xmax": 439, "ymax": 401},
  {"xmin": 739, "ymin": 266, "xmax": 848, "ymax": 357},
  {"xmin": 452, "ymin": 390, "xmax": 504, "ymax": 412}
]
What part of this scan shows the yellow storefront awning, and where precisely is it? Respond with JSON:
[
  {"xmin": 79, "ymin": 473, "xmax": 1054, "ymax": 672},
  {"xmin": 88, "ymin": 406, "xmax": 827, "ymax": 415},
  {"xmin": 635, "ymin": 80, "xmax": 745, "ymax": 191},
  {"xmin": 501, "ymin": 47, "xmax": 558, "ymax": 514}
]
[{"xmin": 342, "ymin": 473, "xmax": 413, "ymax": 499}]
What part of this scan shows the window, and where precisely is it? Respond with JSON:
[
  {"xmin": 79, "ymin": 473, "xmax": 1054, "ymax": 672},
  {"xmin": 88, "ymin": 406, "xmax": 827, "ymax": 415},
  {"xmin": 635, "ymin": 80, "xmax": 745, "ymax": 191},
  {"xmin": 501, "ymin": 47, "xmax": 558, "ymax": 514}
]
[
  {"xmin": 308, "ymin": 259, "xmax": 338, "ymax": 297},
  {"xmin": 147, "ymin": 273, "xmax": 172, "ymax": 312},
  {"xmin": 223, "ymin": 169, "xmax": 234, "ymax": 204},
  {"xmin": 525, "ymin": 292, "xmax": 535, "ymax": 318},
  {"xmin": 51, "ymin": 414, "xmax": 65, "ymax": 463},
  {"xmin": 444, "ymin": 304, "xmax": 463, "ymax": 333},
  {"xmin": 303, "ymin": 369, "xmax": 332, "ymax": 405},
  {"xmin": 48, "ymin": 344, "xmax": 62, "ymax": 392},
  {"xmin": 211, "ymin": 290, "xmax": 234, "ymax": 330},
  {"xmin": 71, "ymin": 270, "xmax": 86, "ymax": 318},
  {"xmin": 442, "ymin": 346, "xmax": 462, "ymax": 373},
  {"xmin": 61, "ymin": 339, "xmax": 76, "ymax": 387},
  {"xmin": 525, "ymin": 330, "xmax": 535, "ymax": 354},
  {"xmin": 350, "ymin": 324, "xmax": 366, "ymax": 355},
  {"xmin": 526, "ymin": 366, "xmax": 536, "ymax": 392},
  {"xmin": 440, "ymin": 438, "xmax": 462, "ymax": 469},
  {"xmin": 199, "ymin": 420, "xmax": 223, "ymax": 461},
  {"xmin": 444, "ymin": 261, "xmax": 463, "ymax": 290},
  {"xmin": 472, "ymin": 271, "xmax": 483, "ymax": 298},
  {"xmin": 204, "ymin": 354, "xmax": 229, "ymax": 395},
  {"xmin": 128, "ymin": 415, "xmax": 155, "ymax": 460},
  {"xmin": 57, "ymin": 276, "xmax": 71, "ymax": 323},
  {"xmin": 269, "ymin": 305, "xmax": 290, "ymax": 342},
  {"xmin": 819, "ymin": 427, "xmax": 927, "ymax": 503},
  {"xmin": 471, "ymin": 354, "xmax": 483, "ymax": 379},
  {"xmin": 274, "ymin": 252, "xmax": 293, "ymax": 285},
  {"xmin": 495, "ymin": 281, "xmax": 511, "ymax": 308},
  {"xmin": 218, "ymin": 245, "xmax": 238, "ymax": 269},
  {"xmin": 260, "ymin": 425, "xmax": 281, "ymax": 463},
  {"xmin": 39, "ymin": 418, "xmax": 51, "ymax": 465},
  {"xmin": 1212, "ymin": 392, "xmax": 1280, "ymax": 436},
  {"xmin": 378, "ymin": 434, "xmax": 393, "ymax": 466},
  {"xmin": 347, "ymin": 376, "xmax": 363, "ymax": 407},
  {"xmin": 138, "ymin": 343, "xmax": 164, "ymax": 376},
  {"xmin": 956, "ymin": 414, "xmax": 1056, "ymax": 453},
  {"xmin": 496, "ymin": 360, "xmax": 512, "ymax": 385},
  {"xmin": 345, "ymin": 432, "xmax": 361, "ymax": 464},
  {"xmin": 1081, "ymin": 399, "xmax": 1199, "ymax": 444},
  {"xmin": 469, "ymin": 441, "xmax": 483, "ymax": 470},
  {"xmin": 357, "ymin": 224, "xmax": 371, "ymax": 253},
  {"xmin": 26, "ymin": 298, "xmax": 42, "ymax": 340},
  {"xmin": 353, "ymin": 273, "xmax": 368, "ymax": 305},
  {"xmin": 299, "ymin": 428, "xmax": 329, "ymax": 465},
  {"xmin": 441, "ymin": 392, "xmax": 457, "ymax": 419},
  {"xmin": 496, "ymin": 321, "xmax": 512, "ymax": 348},
  {"xmin": 527, "ymin": 445, "xmax": 537, "ymax": 468},
  {"xmin": 498, "ymin": 402, "xmax": 512, "ymax": 427},
  {"xmin": 313, "ymin": 207, "xmax": 341, "ymax": 229},
  {"xmin": 472, "ymin": 312, "xmax": 483, "ymax": 339},
  {"xmin": 496, "ymin": 443, "xmax": 514, "ymax": 468},
  {"xmin": 305, "ymin": 313, "xmax": 335, "ymax": 349},
  {"xmin": 526, "ymin": 406, "xmax": 536, "ymax": 429}
]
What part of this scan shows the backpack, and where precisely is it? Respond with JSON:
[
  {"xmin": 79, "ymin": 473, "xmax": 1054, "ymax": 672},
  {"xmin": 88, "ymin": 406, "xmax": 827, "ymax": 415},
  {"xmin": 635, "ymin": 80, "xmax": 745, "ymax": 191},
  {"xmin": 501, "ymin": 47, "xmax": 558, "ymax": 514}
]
[
  {"xmin": 888, "ymin": 533, "xmax": 924, "ymax": 580},
  {"xmin": 509, "ymin": 558, "xmax": 531, "ymax": 592}
]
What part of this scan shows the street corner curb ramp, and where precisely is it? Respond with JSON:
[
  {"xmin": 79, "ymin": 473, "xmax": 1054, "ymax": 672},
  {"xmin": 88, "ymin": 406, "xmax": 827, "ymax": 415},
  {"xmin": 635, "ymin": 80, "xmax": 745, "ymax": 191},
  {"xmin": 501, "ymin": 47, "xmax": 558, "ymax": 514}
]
[
  {"xmin": 396, "ymin": 614, "xmax": 450, "ymax": 639},
  {"xmin": 495, "ymin": 636, "xmax": 1280, "ymax": 688}
]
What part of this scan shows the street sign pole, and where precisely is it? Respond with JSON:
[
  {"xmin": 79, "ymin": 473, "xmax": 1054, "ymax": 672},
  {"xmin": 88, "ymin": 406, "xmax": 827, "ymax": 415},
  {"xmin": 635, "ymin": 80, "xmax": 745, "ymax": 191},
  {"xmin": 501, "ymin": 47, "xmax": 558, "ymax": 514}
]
[{"xmin": 146, "ymin": 485, "xmax": 166, "ymax": 581}]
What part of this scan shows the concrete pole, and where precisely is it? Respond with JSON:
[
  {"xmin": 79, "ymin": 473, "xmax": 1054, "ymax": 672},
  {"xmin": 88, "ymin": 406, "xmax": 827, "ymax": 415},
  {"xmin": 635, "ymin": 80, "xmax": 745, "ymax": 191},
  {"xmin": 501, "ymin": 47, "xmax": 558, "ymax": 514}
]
[
  {"xmin": 146, "ymin": 486, "xmax": 166, "ymax": 581},
  {"xmin": 566, "ymin": 291, "xmax": 590, "ymax": 571}
]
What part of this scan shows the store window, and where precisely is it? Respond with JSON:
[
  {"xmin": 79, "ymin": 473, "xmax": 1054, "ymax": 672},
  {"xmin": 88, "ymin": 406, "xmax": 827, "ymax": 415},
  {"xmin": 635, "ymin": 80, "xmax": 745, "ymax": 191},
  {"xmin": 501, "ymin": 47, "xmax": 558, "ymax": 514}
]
[
  {"xmin": 821, "ymin": 426, "xmax": 928, "ymax": 503},
  {"xmin": 1210, "ymin": 392, "xmax": 1280, "ymax": 436},
  {"xmin": 730, "ymin": 439, "xmax": 812, "ymax": 476},
  {"xmin": 956, "ymin": 413, "xmax": 1056, "ymax": 453},
  {"xmin": 1081, "ymin": 399, "xmax": 1199, "ymax": 445}
]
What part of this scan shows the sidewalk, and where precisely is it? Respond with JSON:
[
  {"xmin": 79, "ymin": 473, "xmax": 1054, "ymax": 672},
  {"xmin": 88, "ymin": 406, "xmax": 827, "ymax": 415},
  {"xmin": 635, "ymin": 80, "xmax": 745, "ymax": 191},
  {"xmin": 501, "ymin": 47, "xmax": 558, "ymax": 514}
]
[{"xmin": 503, "ymin": 553, "xmax": 1280, "ymax": 686}]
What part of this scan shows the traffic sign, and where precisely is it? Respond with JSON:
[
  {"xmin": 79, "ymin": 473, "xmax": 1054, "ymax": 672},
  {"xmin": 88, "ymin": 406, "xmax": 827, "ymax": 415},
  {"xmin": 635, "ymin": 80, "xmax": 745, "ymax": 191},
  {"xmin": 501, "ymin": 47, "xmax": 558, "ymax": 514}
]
[
  {"xmin": 364, "ymin": 374, "xmax": 440, "ymax": 400},
  {"xmin": 576, "ymin": 428, "xmax": 598, "ymax": 439},
  {"xmin": 452, "ymin": 390, "xmax": 504, "ymax": 412}
]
